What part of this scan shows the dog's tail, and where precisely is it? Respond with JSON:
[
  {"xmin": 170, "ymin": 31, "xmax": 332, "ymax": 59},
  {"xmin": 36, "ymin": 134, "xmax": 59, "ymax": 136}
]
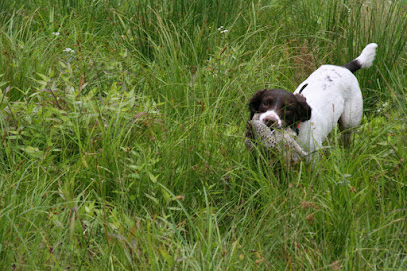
[{"xmin": 343, "ymin": 43, "xmax": 378, "ymax": 73}]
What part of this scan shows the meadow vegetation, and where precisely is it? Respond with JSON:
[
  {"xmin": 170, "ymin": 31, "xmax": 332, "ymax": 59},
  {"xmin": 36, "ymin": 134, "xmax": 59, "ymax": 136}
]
[{"xmin": 0, "ymin": 0, "xmax": 406, "ymax": 269}]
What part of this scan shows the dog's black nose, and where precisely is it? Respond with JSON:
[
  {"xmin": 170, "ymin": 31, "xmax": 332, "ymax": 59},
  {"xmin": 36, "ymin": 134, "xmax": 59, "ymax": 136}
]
[{"xmin": 263, "ymin": 117, "xmax": 277, "ymax": 127}]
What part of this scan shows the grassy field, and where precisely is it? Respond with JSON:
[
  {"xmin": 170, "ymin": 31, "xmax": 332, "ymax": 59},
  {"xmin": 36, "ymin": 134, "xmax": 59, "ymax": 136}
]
[{"xmin": 0, "ymin": 0, "xmax": 406, "ymax": 270}]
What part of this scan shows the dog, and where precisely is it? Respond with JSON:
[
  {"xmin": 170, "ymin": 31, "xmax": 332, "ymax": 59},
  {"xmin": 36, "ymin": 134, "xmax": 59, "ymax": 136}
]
[{"xmin": 247, "ymin": 43, "xmax": 378, "ymax": 158}]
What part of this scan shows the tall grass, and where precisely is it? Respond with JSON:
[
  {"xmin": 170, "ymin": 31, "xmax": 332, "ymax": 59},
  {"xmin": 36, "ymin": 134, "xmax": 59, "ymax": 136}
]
[{"xmin": 0, "ymin": 0, "xmax": 406, "ymax": 269}]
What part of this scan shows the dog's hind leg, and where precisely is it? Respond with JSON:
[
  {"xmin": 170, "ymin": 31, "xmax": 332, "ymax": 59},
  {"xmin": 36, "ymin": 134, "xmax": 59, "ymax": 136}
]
[
  {"xmin": 338, "ymin": 120, "xmax": 353, "ymax": 146},
  {"xmin": 339, "ymin": 89, "xmax": 363, "ymax": 146}
]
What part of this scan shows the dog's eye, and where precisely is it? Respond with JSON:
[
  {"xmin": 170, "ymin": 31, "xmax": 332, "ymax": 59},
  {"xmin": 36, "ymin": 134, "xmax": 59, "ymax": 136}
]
[{"xmin": 262, "ymin": 101, "xmax": 270, "ymax": 106}]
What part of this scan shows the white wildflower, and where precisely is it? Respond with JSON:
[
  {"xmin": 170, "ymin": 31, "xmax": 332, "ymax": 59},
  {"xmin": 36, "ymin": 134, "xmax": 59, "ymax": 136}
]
[
  {"xmin": 52, "ymin": 32, "xmax": 60, "ymax": 36},
  {"xmin": 63, "ymin": 48, "xmax": 75, "ymax": 53}
]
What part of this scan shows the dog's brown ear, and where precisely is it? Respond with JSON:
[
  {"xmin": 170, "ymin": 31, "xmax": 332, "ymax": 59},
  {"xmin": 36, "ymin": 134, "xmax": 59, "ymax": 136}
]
[
  {"xmin": 248, "ymin": 89, "xmax": 266, "ymax": 118},
  {"xmin": 294, "ymin": 93, "xmax": 312, "ymax": 122}
]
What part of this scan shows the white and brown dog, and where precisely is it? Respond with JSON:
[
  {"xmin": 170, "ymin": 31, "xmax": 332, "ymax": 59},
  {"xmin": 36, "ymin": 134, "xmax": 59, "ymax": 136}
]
[{"xmin": 247, "ymin": 43, "xmax": 378, "ymax": 156}]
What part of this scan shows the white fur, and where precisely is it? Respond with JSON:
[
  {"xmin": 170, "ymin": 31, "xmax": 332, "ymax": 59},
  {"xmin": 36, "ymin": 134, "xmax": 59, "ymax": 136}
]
[
  {"xmin": 293, "ymin": 43, "xmax": 377, "ymax": 153},
  {"xmin": 356, "ymin": 43, "xmax": 378, "ymax": 68}
]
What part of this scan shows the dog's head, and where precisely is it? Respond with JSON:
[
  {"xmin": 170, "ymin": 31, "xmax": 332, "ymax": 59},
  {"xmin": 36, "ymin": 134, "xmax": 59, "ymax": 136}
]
[{"xmin": 248, "ymin": 89, "xmax": 311, "ymax": 129}]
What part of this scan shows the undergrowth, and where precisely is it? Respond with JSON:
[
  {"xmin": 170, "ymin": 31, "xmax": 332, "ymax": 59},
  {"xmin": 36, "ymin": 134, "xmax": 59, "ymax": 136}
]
[{"xmin": 0, "ymin": 0, "xmax": 406, "ymax": 270}]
